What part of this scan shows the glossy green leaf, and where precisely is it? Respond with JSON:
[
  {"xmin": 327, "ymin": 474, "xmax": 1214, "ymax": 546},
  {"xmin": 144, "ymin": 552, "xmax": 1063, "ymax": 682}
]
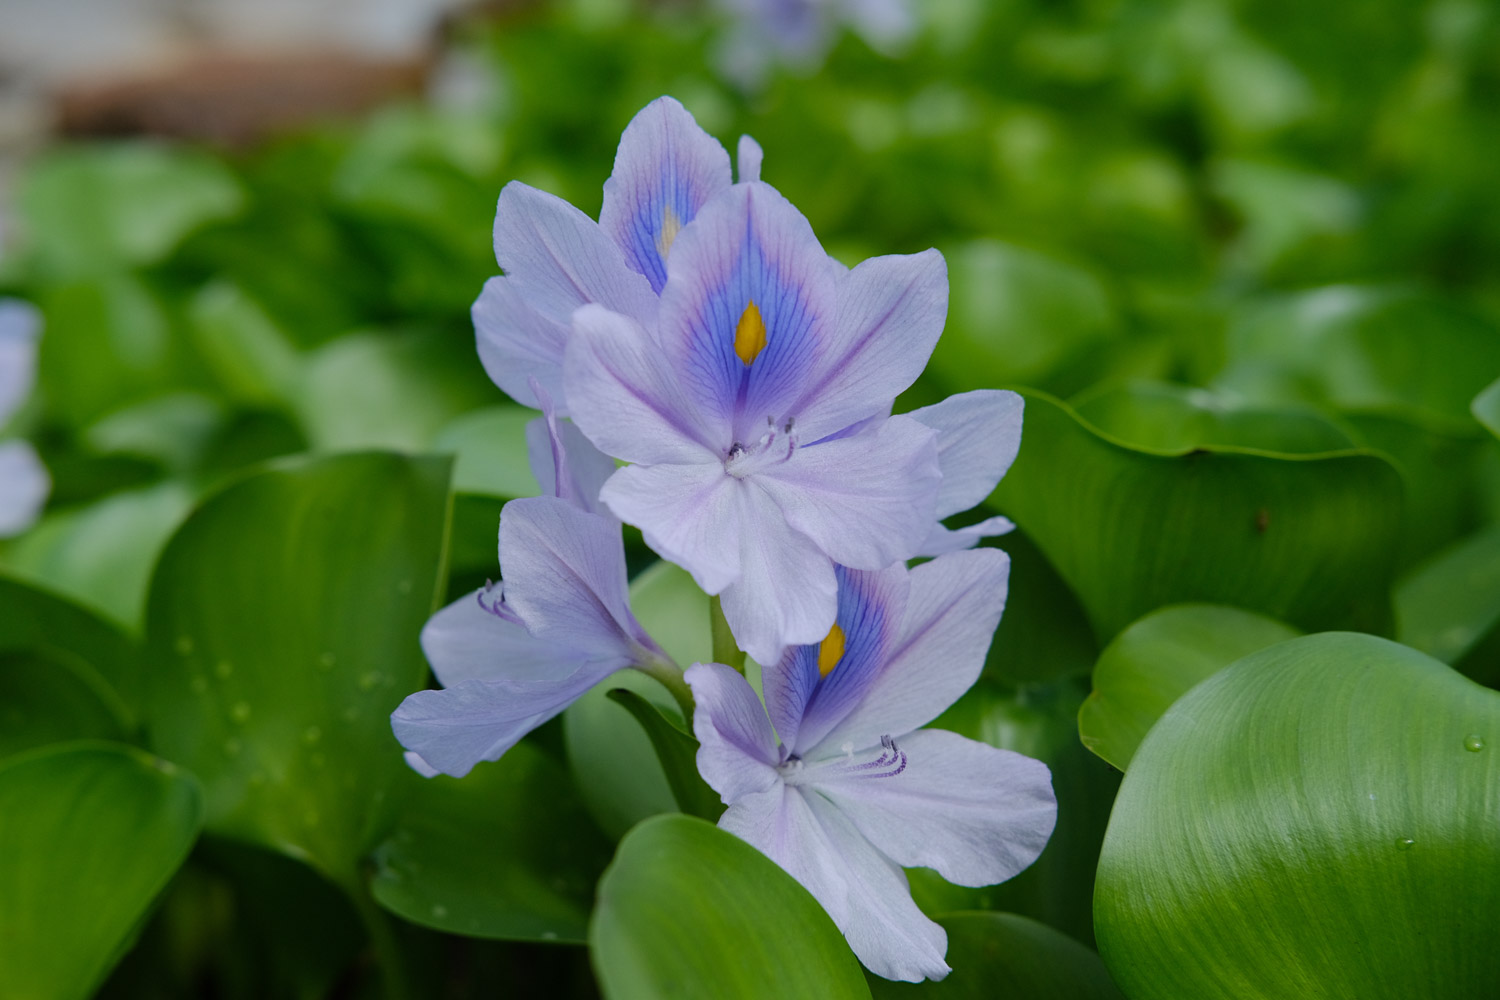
[
  {"xmin": 84, "ymin": 393, "xmax": 227, "ymax": 475},
  {"xmin": 983, "ymin": 531, "xmax": 1099, "ymax": 684},
  {"xmin": 590, "ymin": 814, "xmax": 872, "ymax": 1000},
  {"xmin": 371, "ymin": 741, "xmax": 611, "ymax": 942},
  {"xmin": 0, "ymin": 575, "xmax": 141, "ymax": 720},
  {"xmin": 1094, "ymin": 633, "xmax": 1500, "ymax": 999},
  {"xmin": 145, "ymin": 452, "xmax": 451, "ymax": 884},
  {"xmin": 563, "ymin": 669, "xmax": 677, "ymax": 840},
  {"xmin": 0, "ymin": 742, "xmax": 203, "ymax": 1000},
  {"xmin": 1072, "ymin": 381, "xmax": 1357, "ymax": 455},
  {"xmin": 187, "ymin": 281, "xmax": 302, "ymax": 408},
  {"xmin": 1396, "ymin": 523, "xmax": 1500, "ymax": 685},
  {"xmin": 867, "ymin": 912, "xmax": 1124, "ymax": 999},
  {"xmin": 18, "ymin": 143, "xmax": 243, "ymax": 278},
  {"xmin": 5, "ymin": 482, "xmax": 195, "ymax": 633},
  {"xmin": 991, "ymin": 390, "xmax": 1401, "ymax": 641},
  {"xmin": 606, "ymin": 688, "xmax": 722, "ymax": 821},
  {"xmin": 1078, "ymin": 604, "xmax": 1302, "ymax": 770},
  {"xmin": 1474, "ymin": 376, "xmax": 1500, "ymax": 441}
]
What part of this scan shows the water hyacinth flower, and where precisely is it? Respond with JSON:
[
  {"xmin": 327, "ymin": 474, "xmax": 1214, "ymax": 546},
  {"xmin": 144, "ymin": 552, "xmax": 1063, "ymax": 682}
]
[
  {"xmin": 564, "ymin": 178, "xmax": 948, "ymax": 665},
  {"xmin": 713, "ymin": 0, "xmax": 917, "ymax": 88},
  {"xmin": 685, "ymin": 548, "xmax": 1057, "ymax": 981},
  {"xmin": 473, "ymin": 96, "xmax": 764, "ymax": 411},
  {"xmin": 390, "ymin": 394, "xmax": 677, "ymax": 777},
  {"xmin": 0, "ymin": 298, "xmax": 50, "ymax": 537}
]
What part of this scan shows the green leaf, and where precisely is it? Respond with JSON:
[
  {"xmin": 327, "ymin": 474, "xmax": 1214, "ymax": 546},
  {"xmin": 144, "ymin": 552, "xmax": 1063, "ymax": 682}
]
[
  {"xmin": 1473, "ymin": 376, "xmax": 1500, "ymax": 441},
  {"xmin": 0, "ymin": 742, "xmax": 203, "ymax": 1000},
  {"xmin": 371, "ymin": 741, "xmax": 612, "ymax": 943},
  {"xmin": 297, "ymin": 331, "xmax": 497, "ymax": 453},
  {"xmin": 186, "ymin": 281, "xmax": 302, "ymax": 408},
  {"xmin": 1396, "ymin": 523, "xmax": 1500, "ymax": 684},
  {"xmin": 18, "ymin": 143, "xmax": 243, "ymax": 278},
  {"xmin": 432, "ymin": 406, "xmax": 540, "ymax": 499},
  {"xmin": 606, "ymin": 688, "xmax": 722, "ymax": 821},
  {"xmin": 4, "ymin": 482, "xmax": 195, "ymax": 633},
  {"xmin": 1078, "ymin": 604, "xmax": 1302, "ymax": 770},
  {"xmin": 1094, "ymin": 633, "xmax": 1500, "ymax": 999},
  {"xmin": 929, "ymin": 240, "xmax": 1117, "ymax": 394},
  {"xmin": 0, "ymin": 650, "xmax": 128, "ymax": 759},
  {"xmin": 984, "ymin": 531, "xmax": 1099, "ymax": 684},
  {"xmin": 144, "ymin": 452, "xmax": 451, "ymax": 884},
  {"xmin": 1072, "ymin": 381, "xmax": 1357, "ymax": 455},
  {"xmin": 563, "ymin": 668, "xmax": 678, "ymax": 840},
  {"xmin": 866, "ymin": 912, "xmax": 1124, "ymax": 999},
  {"xmin": 991, "ymin": 390, "xmax": 1401, "ymax": 641},
  {"xmin": 590, "ymin": 814, "xmax": 872, "ymax": 1000},
  {"xmin": 0, "ymin": 575, "xmax": 142, "ymax": 721}
]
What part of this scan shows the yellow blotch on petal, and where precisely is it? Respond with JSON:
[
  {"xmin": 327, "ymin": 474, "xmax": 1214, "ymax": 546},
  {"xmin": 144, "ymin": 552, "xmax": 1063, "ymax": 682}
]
[
  {"xmin": 656, "ymin": 205, "xmax": 682, "ymax": 260},
  {"xmin": 817, "ymin": 623, "xmax": 846, "ymax": 678},
  {"xmin": 734, "ymin": 300, "xmax": 767, "ymax": 366}
]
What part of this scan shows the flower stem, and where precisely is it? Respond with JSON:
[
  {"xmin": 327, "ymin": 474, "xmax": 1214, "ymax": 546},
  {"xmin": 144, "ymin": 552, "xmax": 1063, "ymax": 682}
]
[
  {"xmin": 638, "ymin": 655, "xmax": 696, "ymax": 725},
  {"xmin": 710, "ymin": 594, "xmax": 746, "ymax": 675}
]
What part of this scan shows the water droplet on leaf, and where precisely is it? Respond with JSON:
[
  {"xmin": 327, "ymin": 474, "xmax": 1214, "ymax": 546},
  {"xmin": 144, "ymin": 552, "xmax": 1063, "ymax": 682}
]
[
  {"xmin": 1464, "ymin": 734, "xmax": 1485, "ymax": 752},
  {"xmin": 230, "ymin": 702, "xmax": 251, "ymax": 724},
  {"xmin": 175, "ymin": 636, "xmax": 194, "ymax": 656},
  {"xmin": 214, "ymin": 660, "xmax": 233, "ymax": 680},
  {"xmin": 303, "ymin": 726, "xmax": 322, "ymax": 745},
  {"xmin": 223, "ymin": 739, "xmax": 242, "ymax": 757},
  {"xmin": 1396, "ymin": 837, "xmax": 1415, "ymax": 851}
]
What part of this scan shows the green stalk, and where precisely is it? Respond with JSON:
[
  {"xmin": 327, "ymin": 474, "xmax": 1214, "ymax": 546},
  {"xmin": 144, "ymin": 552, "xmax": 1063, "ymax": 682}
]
[
  {"xmin": 347, "ymin": 875, "xmax": 417, "ymax": 1000},
  {"xmin": 710, "ymin": 594, "xmax": 746, "ymax": 675}
]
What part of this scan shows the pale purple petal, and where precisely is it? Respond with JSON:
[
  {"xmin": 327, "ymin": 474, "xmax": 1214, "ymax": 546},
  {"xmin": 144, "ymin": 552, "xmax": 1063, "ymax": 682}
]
[
  {"xmin": 498, "ymin": 496, "xmax": 655, "ymax": 657},
  {"xmin": 657, "ymin": 181, "xmax": 843, "ymax": 446},
  {"xmin": 917, "ymin": 515, "xmax": 1016, "ymax": 557},
  {"xmin": 755, "ymin": 414, "xmax": 940, "ymax": 571},
  {"xmin": 813, "ymin": 728, "xmax": 1056, "ymax": 888},
  {"xmin": 907, "ymin": 389, "xmax": 1023, "ymax": 518},
  {"xmin": 598, "ymin": 462, "xmax": 744, "ymax": 595},
  {"xmin": 684, "ymin": 661, "xmax": 781, "ymax": 801},
  {"xmin": 473, "ymin": 276, "xmax": 568, "ymax": 410},
  {"xmin": 765, "ymin": 563, "xmax": 908, "ymax": 756},
  {"xmin": 788, "ymin": 250, "xmax": 948, "ymax": 441},
  {"xmin": 524, "ymin": 382, "xmax": 616, "ymax": 516},
  {"xmin": 403, "ymin": 750, "xmax": 441, "ymax": 778},
  {"xmin": 492, "ymin": 181, "xmax": 658, "ymax": 327},
  {"xmin": 718, "ymin": 498, "xmax": 839, "ymax": 666},
  {"xmin": 391, "ymin": 661, "xmax": 621, "ymax": 777},
  {"xmin": 737, "ymin": 135, "xmax": 764, "ymax": 183},
  {"xmin": 420, "ymin": 589, "xmax": 581, "ymax": 688},
  {"xmin": 0, "ymin": 298, "xmax": 41, "ymax": 426},
  {"xmin": 837, "ymin": 0, "xmax": 916, "ymax": 52},
  {"xmin": 0, "ymin": 440, "xmax": 48, "ymax": 537},
  {"xmin": 599, "ymin": 96, "xmax": 733, "ymax": 294},
  {"xmin": 721, "ymin": 782, "xmax": 950, "ymax": 982},
  {"xmin": 565, "ymin": 304, "xmax": 720, "ymax": 464},
  {"xmin": 816, "ymin": 547, "xmax": 1010, "ymax": 753}
]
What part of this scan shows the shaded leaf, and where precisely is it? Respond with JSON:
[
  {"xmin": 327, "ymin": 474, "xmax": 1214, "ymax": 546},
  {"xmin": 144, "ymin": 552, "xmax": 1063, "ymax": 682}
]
[{"xmin": 606, "ymin": 688, "xmax": 722, "ymax": 821}]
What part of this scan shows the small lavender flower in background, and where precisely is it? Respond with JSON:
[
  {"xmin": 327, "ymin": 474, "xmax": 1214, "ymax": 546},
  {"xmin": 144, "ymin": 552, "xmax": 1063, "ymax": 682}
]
[
  {"xmin": 390, "ymin": 393, "xmax": 677, "ymax": 778},
  {"xmin": 565, "ymin": 180, "xmax": 949, "ymax": 665},
  {"xmin": 0, "ymin": 298, "xmax": 49, "ymax": 538},
  {"xmin": 714, "ymin": 0, "xmax": 917, "ymax": 89},
  {"xmin": 685, "ymin": 548, "xmax": 1056, "ymax": 981},
  {"xmin": 473, "ymin": 97, "xmax": 762, "ymax": 411}
]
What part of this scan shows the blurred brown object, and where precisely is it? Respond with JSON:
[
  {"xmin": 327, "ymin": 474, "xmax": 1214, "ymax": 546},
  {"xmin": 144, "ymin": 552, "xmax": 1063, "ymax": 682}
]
[{"xmin": 55, "ymin": 50, "xmax": 434, "ymax": 146}]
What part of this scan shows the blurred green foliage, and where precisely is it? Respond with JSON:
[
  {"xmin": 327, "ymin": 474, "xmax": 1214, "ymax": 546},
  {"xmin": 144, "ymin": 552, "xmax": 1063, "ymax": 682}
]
[{"xmin": 1, "ymin": 0, "xmax": 1498, "ymax": 995}]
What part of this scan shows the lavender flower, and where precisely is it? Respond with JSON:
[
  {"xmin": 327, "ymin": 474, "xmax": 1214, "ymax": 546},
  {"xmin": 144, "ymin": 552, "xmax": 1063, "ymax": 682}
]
[
  {"xmin": 390, "ymin": 394, "xmax": 672, "ymax": 777},
  {"xmin": 564, "ymin": 179, "xmax": 947, "ymax": 664},
  {"xmin": 684, "ymin": 548, "xmax": 1056, "ymax": 981},
  {"xmin": 473, "ymin": 97, "xmax": 762, "ymax": 412},
  {"xmin": 0, "ymin": 299, "xmax": 49, "ymax": 537}
]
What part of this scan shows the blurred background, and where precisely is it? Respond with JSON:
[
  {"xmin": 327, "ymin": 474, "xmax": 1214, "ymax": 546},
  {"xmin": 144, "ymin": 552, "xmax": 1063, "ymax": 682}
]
[{"xmin": 2, "ymin": 0, "xmax": 1499, "ymax": 996}]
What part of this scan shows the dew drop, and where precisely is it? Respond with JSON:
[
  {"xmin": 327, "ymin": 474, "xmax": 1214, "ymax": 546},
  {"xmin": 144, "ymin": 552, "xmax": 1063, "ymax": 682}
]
[
  {"xmin": 343, "ymin": 706, "xmax": 360, "ymax": 723},
  {"xmin": 223, "ymin": 738, "xmax": 242, "ymax": 757},
  {"xmin": 318, "ymin": 652, "xmax": 337, "ymax": 670},
  {"xmin": 214, "ymin": 660, "xmax": 234, "ymax": 680},
  {"xmin": 303, "ymin": 725, "xmax": 322, "ymax": 745},
  {"xmin": 358, "ymin": 671, "xmax": 384, "ymax": 692},
  {"xmin": 397, "ymin": 579, "xmax": 413, "ymax": 595},
  {"xmin": 175, "ymin": 635, "xmax": 195, "ymax": 656},
  {"xmin": 230, "ymin": 702, "xmax": 252, "ymax": 724},
  {"xmin": 190, "ymin": 676, "xmax": 209, "ymax": 695},
  {"xmin": 1464, "ymin": 734, "xmax": 1485, "ymax": 752},
  {"xmin": 1396, "ymin": 837, "xmax": 1415, "ymax": 851},
  {"xmin": 249, "ymin": 771, "xmax": 268, "ymax": 787},
  {"xmin": 541, "ymin": 931, "xmax": 558, "ymax": 941},
  {"xmin": 304, "ymin": 809, "xmax": 320, "ymax": 827},
  {"xmin": 431, "ymin": 904, "xmax": 448, "ymax": 920},
  {"xmin": 309, "ymin": 752, "xmax": 327, "ymax": 769}
]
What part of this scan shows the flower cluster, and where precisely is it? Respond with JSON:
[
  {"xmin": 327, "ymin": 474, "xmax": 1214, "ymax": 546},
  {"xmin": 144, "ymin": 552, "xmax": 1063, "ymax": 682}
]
[{"xmin": 392, "ymin": 97, "xmax": 1056, "ymax": 982}]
